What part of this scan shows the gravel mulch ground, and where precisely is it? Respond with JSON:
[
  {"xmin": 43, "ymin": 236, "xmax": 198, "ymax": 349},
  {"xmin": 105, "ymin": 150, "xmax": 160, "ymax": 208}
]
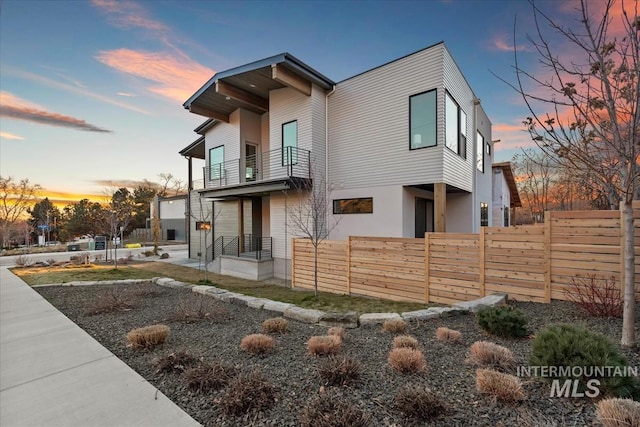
[{"xmin": 35, "ymin": 282, "xmax": 639, "ymax": 427}]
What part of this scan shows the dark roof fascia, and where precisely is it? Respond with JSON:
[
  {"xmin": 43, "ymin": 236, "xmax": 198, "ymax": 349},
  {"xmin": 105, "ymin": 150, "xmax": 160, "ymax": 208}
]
[
  {"xmin": 492, "ymin": 162, "xmax": 522, "ymax": 208},
  {"xmin": 183, "ymin": 53, "xmax": 335, "ymax": 109},
  {"xmin": 337, "ymin": 41, "xmax": 444, "ymax": 84},
  {"xmin": 179, "ymin": 136, "xmax": 205, "ymax": 158},
  {"xmin": 194, "ymin": 119, "xmax": 217, "ymax": 135}
]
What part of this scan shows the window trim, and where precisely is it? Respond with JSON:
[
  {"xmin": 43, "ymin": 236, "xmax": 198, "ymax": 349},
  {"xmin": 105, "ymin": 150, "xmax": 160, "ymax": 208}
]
[
  {"xmin": 445, "ymin": 90, "xmax": 468, "ymax": 159},
  {"xmin": 476, "ymin": 131, "xmax": 485, "ymax": 173},
  {"xmin": 332, "ymin": 197, "xmax": 373, "ymax": 214},
  {"xmin": 409, "ymin": 89, "xmax": 437, "ymax": 150},
  {"xmin": 480, "ymin": 202, "xmax": 488, "ymax": 227},
  {"xmin": 209, "ymin": 145, "xmax": 224, "ymax": 180},
  {"xmin": 282, "ymin": 120, "xmax": 298, "ymax": 166}
]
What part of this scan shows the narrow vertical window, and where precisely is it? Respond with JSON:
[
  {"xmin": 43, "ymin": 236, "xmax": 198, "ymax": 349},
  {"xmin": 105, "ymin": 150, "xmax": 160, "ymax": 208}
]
[
  {"xmin": 460, "ymin": 109, "xmax": 467, "ymax": 159},
  {"xmin": 445, "ymin": 92, "xmax": 459, "ymax": 153},
  {"xmin": 209, "ymin": 145, "xmax": 224, "ymax": 180},
  {"xmin": 476, "ymin": 131, "xmax": 484, "ymax": 172},
  {"xmin": 480, "ymin": 202, "xmax": 488, "ymax": 226},
  {"xmin": 282, "ymin": 120, "xmax": 298, "ymax": 166},
  {"xmin": 410, "ymin": 90, "xmax": 437, "ymax": 149}
]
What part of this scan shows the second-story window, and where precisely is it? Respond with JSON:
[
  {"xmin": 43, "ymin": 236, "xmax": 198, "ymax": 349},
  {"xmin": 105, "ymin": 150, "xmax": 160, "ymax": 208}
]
[
  {"xmin": 209, "ymin": 145, "xmax": 224, "ymax": 180},
  {"xmin": 282, "ymin": 120, "xmax": 298, "ymax": 166},
  {"xmin": 410, "ymin": 89, "xmax": 437, "ymax": 149},
  {"xmin": 445, "ymin": 91, "xmax": 466, "ymax": 158},
  {"xmin": 476, "ymin": 131, "xmax": 484, "ymax": 173}
]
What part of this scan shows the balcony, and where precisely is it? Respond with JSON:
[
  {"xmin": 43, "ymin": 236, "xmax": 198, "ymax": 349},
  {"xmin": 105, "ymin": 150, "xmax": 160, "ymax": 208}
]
[{"xmin": 203, "ymin": 147, "xmax": 311, "ymax": 191}]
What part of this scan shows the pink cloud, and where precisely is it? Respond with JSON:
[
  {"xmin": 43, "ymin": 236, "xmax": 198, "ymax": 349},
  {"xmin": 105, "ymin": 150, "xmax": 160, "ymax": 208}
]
[
  {"xmin": 96, "ymin": 49, "xmax": 213, "ymax": 102},
  {"xmin": 0, "ymin": 131, "xmax": 24, "ymax": 140},
  {"xmin": 492, "ymin": 122, "xmax": 537, "ymax": 152},
  {"xmin": 92, "ymin": 0, "xmax": 169, "ymax": 33},
  {"xmin": 0, "ymin": 91, "xmax": 111, "ymax": 133},
  {"xmin": 491, "ymin": 34, "xmax": 531, "ymax": 52}
]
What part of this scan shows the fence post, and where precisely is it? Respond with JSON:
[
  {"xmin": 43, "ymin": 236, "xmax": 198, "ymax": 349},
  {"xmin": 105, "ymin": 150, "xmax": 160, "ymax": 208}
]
[
  {"xmin": 479, "ymin": 228, "xmax": 486, "ymax": 297},
  {"xmin": 424, "ymin": 233, "xmax": 430, "ymax": 303},
  {"xmin": 544, "ymin": 212, "xmax": 552, "ymax": 303},
  {"xmin": 291, "ymin": 238, "xmax": 296, "ymax": 289},
  {"xmin": 619, "ymin": 201, "xmax": 625, "ymax": 295},
  {"xmin": 346, "ymin": 236, "xmax": 352, "ymax": 295}
]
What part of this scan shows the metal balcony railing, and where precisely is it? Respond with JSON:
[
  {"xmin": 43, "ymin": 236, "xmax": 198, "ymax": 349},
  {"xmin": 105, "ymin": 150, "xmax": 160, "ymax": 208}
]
[{"xmin": 203, "ymin": 146, "xmax": 311, "ymax": 189}]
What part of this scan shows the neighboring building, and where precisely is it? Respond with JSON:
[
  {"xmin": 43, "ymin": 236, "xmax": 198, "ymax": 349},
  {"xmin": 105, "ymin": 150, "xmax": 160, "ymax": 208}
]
[
  {"xmin": 491, "ymin": 162, "xmax": 522, "ymax": 227},
  {"xmin": 180, "ymin": 42, "xmax": 497, "ymax": 280},
  {"xmin": 149, "ymin": 194, "xmax": 188, "ymax": 241}
]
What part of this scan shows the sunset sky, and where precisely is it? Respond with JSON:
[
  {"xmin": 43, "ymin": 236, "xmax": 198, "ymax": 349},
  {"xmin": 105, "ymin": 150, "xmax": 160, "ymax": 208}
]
[{"xmin": 0, "ymin": 0, "xmax": 618, "ymax": 205}]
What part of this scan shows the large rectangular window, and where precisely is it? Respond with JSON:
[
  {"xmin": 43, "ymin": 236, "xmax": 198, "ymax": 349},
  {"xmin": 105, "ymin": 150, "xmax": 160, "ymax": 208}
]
[
  {"xmin": 480, "ymin": 202, "xmax": 488, "ymax": 226},
  {"xmin": 476, "ymin": 131, "xmax": 484, "ymax": 172},
  {"xmin": 445, "ymin": 92, "xmax": 467, "ymax": 158},
  {"xmin": 282, "ymin": 120, "xmax": 298, "ymax": 166},
  {"xmin": 333, "ymin": 198, "xmax": 373, "ymax": 214},
  {"xmin": 209, "ymin": 145, "xmax": 224, "ymax": 180},
  {"xmin": 410, "ymin": 90, "xmax": 437, "ymax": 149}
]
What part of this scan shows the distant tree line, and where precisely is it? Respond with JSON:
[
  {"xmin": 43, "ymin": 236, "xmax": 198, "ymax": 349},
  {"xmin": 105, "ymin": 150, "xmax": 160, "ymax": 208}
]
[{"xmin": 0, "ymin": 173, "xmax": 185, "ymax": 248}]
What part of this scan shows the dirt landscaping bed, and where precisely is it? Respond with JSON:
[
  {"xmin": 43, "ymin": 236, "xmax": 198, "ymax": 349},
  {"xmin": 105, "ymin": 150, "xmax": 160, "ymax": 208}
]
[{"xmin": 35, "ymin": 282, "xmax": 639, "ymax": 426}]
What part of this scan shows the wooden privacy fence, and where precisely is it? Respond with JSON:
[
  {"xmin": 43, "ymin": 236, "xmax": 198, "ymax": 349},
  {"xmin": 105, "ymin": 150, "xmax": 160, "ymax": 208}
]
[{"xmin": 292, "ymin": 204, "xmax": 640, "ymax": 304}]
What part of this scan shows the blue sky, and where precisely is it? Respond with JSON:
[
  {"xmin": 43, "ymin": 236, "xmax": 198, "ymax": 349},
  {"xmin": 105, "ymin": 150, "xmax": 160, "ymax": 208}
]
[{"xmin": 0, "ymin": 0, "xmax": 575, "ymax": 203}]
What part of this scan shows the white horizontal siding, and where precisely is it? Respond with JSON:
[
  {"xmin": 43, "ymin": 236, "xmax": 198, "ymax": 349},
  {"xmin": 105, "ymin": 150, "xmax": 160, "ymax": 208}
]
[
  {"xmin": 328, "ymin": 44, "xmax": 446, "ymax": 190},
  {"xmin": 204, "ymin": 111, "xmax": 240, "ymax": 188},
  {"xmin": 189, "ymin": 191, "xmax": 212, "ymax": 258},
  {"xmin": 270, "ymin": 87, "xmax": 313, "ymax": 154}
]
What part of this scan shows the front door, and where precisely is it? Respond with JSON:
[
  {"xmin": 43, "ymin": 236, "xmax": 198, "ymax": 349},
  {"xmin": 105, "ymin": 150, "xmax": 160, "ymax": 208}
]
[
  {"xmin": 245, "ymin": 143, "xmax": 258, "ymax": 182},
  {"xmin": 415, "ymin": 198, "xmax": 434, "ymax": 237}
]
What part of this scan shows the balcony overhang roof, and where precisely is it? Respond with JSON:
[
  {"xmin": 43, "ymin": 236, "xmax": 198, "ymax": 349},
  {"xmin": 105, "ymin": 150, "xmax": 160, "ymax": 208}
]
[
  {"xmin": 199, "ymin": 177, "xmax": 311, "ymax": 199},
  {"xmin": 179, "ymin": 136, "xmax": 205, "ymax": 159},
  {"xmin": 492, "ymin": 162, "xmax": 522, "ymax": 208},
  {"xmin": 183, "ymin": 53, "xmax": 335, "ymax": 122}
]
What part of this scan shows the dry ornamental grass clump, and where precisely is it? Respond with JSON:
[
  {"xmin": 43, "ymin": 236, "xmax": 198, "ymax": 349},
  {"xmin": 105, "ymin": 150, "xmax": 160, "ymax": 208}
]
[
  {"xmin": 393, "ymin": 335, "xmax": 419, "ymax": 349},
  {"xmin": 388, "ymin": 347, "xmax": 426, "ymax": 374},
  {"xmin": 475, "ymin": 368, "xmax": 525, "ymax": 402},
  {"xmin": 240, "ymin": 333, "xmax": 274, "ymax": 355},
  {"xmin": 126, "ymin": 324, "xmax": 169, "ymax": 350},
  {"xmin": 153, "ymin": 350, "xmax": 199, "ymax": 374},
  {"xmin": 185, "ymin": 361, "xmax": 238, "ymax": 393},
  {"xmin": 436, "ymin": 327, "xmax": 462, "ymax": 343},
  {"xmin": 466, "ymin": 341, "xmax": 515, "ymax": 371},
  {"xmin": 327, "ymin": 326, "xmax": 346, "ymax": 341},
  {"xmin": 262, "ymin": 317, "xmax": 289, "ymax": 334},
  {"xmin": 596, "ymin": 398, "xmax": 640, "ymax": 427},
  {"xmin": 393, "ymin": 386, "xmax": 448, "ymax": 421},
  {"xmin": 220, "ymin": 370, "xmax": 276, "ymax": 416},
  {"xmin": 383, "ymin": 319, "xmax": 408, "ymax": 334},
  {"xmin": 317, "ymin": 355, "xmax": 360, "ymax": 386},
  {"xmin": 299, "ymin": 393, "xmax": 372, "ymax": 427},
  {"xmin": 307, "ymin": 335, "xmax": 342, "ymax": 356},
  {"xmin": 171, "ymin": 297, "xmax": 230, "ymax": 323},
  {"xmin": 85, "ymin": 289, "xmax": 135, "ymax": 316}
]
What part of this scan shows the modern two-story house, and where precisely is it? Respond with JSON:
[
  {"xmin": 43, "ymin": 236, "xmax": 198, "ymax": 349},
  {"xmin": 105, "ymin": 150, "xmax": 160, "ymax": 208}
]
[{"xmin": 180, "ymin": 42, "xmax": 495, "ymax": 281}]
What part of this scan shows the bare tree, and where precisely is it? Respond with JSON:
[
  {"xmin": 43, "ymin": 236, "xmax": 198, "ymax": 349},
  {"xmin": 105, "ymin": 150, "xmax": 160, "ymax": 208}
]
[
  {"xmin": 190, "ymin": 196, "xmax": 220, "ymax": 283},
  {"xmin": 504, "ymin": 0, "xmax": 639, "ymax": 347},
  {"xmin": 0, "ymin": 176, "xmax": 41, "ymax": 248},
  {"xmin": 158, "ymin": 173, "xmax": 186, "ymax": 196},
  {"xmin": 286, "ymin": 172, "xmax": 341, "ymax": 298}
]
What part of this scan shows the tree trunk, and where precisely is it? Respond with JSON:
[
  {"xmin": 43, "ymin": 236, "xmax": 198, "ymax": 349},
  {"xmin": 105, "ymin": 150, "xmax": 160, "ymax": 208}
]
[
  {"xmin": 314, "ymin": 244, "xmax": 318, "ymax": 298},
  {"xmin": 621, "ymin": 202, "xmax": 636, "ymax": 348}
]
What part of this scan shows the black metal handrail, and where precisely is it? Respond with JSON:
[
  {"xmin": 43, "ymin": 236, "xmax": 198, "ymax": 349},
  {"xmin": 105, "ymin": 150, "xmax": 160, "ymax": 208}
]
[
  {"xmin": 212, "ymin": 236, "xmax": 223, "ymax": 260},
  {"xmin": 222, "ymin": 236, "xmax": 239, "ymax": 257},
  {"xmin": 203, "ymin": 146, "xmax": 311, "ymax": 189}
]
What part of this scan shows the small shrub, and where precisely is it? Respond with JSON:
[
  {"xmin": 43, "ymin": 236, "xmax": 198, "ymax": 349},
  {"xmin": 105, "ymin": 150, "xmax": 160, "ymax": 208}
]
[
  {"xmin": 262, "ymin": 317, "xmax": 288, "ymax": 334},
  {"xmin": 308, "ymin": 335, "xmax": 342, "ymax": 356},
  {"xmin": 466, "ymin": 341, "xmax": 515, "ymax": 371},
  {"xmin": 529, "ymin": 324, "xmax": 640, "ymax": 399},
  {"xmin": 14, "ymin": 254, "xmax": 32, "ymax": 267},
  {"xmin": 327, "ymin": 326, "xmax": 346, "ymax": 341},
  {"xmin": 94, "ymin": 254, "xmax": 104, "ymax": 262},
  {"xmin": 240, "ymin": 334, "xmax": 274, "ymax": 355},
  {"xmin": 85, "ymin": 289, "xmax": 135, "ymax": 316},
  {"xmin": 388, "ymin": 348, "xmax": 426, "ymax": 374},
  {"xmin": 171, "ymin": 297, "xmax": 230, "ymax": 323},
  {"xmin": 220, "ymin": 370, "xmax": 276, "ymax": 416},
  {"xmin": 565, "ymin": 274, "xmax": 623, "ymax": 318},
  {"xmin": 476, "ymin": 368, "xmax": 525, "ymax": 402},
  {"xmin": 185, "ymin": 361, "xmax": 238, "ymax": 393},
  {"xmin": 596, "ymin": 398, "xmax": 640, "ymax": 427},
  {"xmin": 393, "ymin": 335, "xmax": 419, "ymax": 349},
  {"xmin": 154, "ymin": 350, "xmax": 199, "ymax": 374},
  {"xmin": 382, "ymin": 319, "xmax": 408, "ymax": 334},
  {"xmin": 300, "ymin": 393, "xmax": 372, "ymax": 427},
  {"xmin": 476, "ymin": 305, "xmax": 527, "ymax": 338},
  {"xmin": 317, "ymin": 355, "xmax": 360, "ymax": 386},
  {"xmin": 436, "ymin": 327, "xmax": 462, "ymax": 343},
  {"xmin": 126, "ymin": 324, "xmax": 169, "ymax": 350},
  {"xmin": 393, "ymin": 386, "xmax": 447, "ymax": 421}
]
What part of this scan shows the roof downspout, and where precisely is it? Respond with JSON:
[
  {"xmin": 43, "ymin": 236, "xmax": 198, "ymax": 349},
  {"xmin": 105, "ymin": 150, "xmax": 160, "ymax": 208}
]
[{"xmin": 325, "ymin": 85, "xmax": 336, "ymax": 237}]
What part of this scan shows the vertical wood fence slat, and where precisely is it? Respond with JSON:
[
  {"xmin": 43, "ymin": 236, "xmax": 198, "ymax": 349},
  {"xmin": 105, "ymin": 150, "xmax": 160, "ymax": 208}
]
[
  {"xmin": 291, "ymin": 238, "xmax": 296, "ymax": 289},
  {"xmin": 479, "ymin": 228, "xmax": 486, "ymax": 297},
  {"xmin": 346, "ymin": 235, "xmax": 352, "ymax": 295},
  {"xmin": 424, "ymin": 232, "xmax": 430, "ymax": 303},
  {"xmin": 544, "ymin": 214, "xmax": 551, "ymax": 303}
]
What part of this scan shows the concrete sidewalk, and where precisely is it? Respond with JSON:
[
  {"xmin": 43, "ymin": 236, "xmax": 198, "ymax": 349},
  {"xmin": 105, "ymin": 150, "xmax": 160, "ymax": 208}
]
[{"xmin": 0, "ymin": 267, "xmax": 201, "ymax": 427}]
